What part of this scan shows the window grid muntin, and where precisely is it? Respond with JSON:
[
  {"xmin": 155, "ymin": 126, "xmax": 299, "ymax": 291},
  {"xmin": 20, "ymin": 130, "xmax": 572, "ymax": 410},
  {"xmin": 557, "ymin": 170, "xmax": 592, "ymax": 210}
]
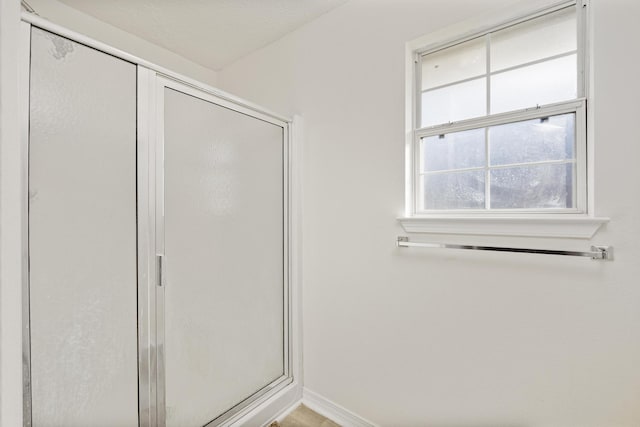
[
  {"xmin": 484, "ymin": 33, "xmax": 491, "ymax": 209},
  {"xmin": 420, "ymin": 158, "xmax": 577, "ymax": 176}
]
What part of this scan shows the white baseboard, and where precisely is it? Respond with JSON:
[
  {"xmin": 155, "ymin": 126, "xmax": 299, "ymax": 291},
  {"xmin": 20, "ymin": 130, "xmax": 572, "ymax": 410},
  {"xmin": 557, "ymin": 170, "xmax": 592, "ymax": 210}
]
[{"xmin": 302, "ymin": 388, "xmax": 378, "ymax": 427}]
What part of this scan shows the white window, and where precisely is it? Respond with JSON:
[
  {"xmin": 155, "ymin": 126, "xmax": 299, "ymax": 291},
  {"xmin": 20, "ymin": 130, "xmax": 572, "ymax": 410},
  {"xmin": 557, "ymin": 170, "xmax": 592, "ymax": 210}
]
[{"xmin": 409, "ymin": 1, "xmax": 588, "ymax": 216}]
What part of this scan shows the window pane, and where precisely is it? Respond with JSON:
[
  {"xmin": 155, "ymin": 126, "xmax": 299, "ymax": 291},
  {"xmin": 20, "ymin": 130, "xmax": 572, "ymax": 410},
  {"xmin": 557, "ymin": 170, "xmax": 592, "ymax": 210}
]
[
  {"xmin": 490, "ymin": 54, "xmax": 576, "ymax": 114},
  {"xmin": 489, "ymin": 113, "xmax": 575, "ymax": 166},
  {"xmin": 423, "ymin": 171, "xmax": 485, "ymax": 209},
  {"xmin": 422, "ymin": 37, "xmax": 486, "ymax": 90},
  {"xmin": 491, "ymin": 7, "xmax": 577, "ymax": 72},
  {"xmin": 422, "ymin": 128, "xmax": 485, "ymax": 172},
  {"xmin": 422, "ymin": 78, "xmax": 486, "ymax": 127},
  {"xmin": 490, "ymin": 163, "xmax": 574, "ymax": 209}
]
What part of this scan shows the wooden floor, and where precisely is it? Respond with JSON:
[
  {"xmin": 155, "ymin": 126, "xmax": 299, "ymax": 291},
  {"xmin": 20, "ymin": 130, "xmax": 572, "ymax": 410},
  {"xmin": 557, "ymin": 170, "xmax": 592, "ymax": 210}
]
[{"xmin": 271, "ymin": 404, "xmax": 340, "ymax": 427}]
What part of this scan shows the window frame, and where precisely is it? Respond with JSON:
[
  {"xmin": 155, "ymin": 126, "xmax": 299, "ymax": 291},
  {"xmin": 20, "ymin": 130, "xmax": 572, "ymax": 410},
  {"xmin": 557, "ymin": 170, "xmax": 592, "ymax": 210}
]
[{"xmin": 407, "ymin": 0, "xmax": 589, "ymax": 217}]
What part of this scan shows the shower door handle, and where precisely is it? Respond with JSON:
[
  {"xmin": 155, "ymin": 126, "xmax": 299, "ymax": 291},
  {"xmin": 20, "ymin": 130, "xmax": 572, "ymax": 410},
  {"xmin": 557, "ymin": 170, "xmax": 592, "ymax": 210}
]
[{"xmin": 157, "ymin": 255, "xmax": 165, "ymax": 287}]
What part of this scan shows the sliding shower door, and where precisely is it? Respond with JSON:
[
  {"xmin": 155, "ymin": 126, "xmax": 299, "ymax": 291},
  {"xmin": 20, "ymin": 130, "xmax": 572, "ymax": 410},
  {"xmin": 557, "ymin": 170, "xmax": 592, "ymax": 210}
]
[
  {"xmin": 161, "ymin": 85, "xmax": 288, "ymax": 426},
  {"xmin": 28, "ymin": 27, "xmax": 138, "ymax": 426}
]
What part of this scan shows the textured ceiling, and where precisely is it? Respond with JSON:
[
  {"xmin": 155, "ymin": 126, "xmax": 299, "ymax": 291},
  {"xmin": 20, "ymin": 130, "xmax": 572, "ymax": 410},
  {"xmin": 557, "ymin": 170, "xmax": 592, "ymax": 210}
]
[{"xmin": 56, "ymin": 0, "xmax": 349, "ymax": 70}]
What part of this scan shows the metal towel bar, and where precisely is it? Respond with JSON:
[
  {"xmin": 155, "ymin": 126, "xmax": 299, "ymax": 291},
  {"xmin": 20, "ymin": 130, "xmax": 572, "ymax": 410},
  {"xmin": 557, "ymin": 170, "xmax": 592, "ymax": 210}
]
[{"xmin": 397, "ymin": 236, "xmax": 613, "ymax": 260}]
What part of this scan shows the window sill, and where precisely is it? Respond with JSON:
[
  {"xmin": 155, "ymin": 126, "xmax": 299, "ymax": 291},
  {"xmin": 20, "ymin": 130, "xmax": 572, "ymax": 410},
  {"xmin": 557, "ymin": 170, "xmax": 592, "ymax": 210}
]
[{"xmin": 397, "ymin": 215, "xmax": 609, "ymax": 239}]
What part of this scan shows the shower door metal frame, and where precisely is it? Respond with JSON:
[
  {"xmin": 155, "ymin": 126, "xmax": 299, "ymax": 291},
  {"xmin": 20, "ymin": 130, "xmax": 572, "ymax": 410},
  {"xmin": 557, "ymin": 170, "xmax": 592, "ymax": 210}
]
[
  {"xmin": 20, "ymin": 11, "xmax": 299, "ymax": 427},
  {"xmin": 18, "ymin": 19, "xmax": 32, "ymax": 427}
]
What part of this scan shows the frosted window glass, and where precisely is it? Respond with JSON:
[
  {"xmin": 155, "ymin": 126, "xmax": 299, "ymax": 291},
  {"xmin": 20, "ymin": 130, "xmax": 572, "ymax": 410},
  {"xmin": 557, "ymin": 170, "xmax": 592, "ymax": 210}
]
[
  {"xmin": 423, "ymin": 171, "xmax": 485, "ymax": 209},
  {"xmin": 490, "ymin": 163, "xmax": 574, "ymax": 209},
  {"xmin": 491, "ymin": 7, "xmax": 576, "ymax": 72},
  {"xmin": 422, "ymin": 128, "xmax": 485, "ymax": 172},
  {"xmin": 491, "ymin": 55, "xmax": 576, "ymax": 114},
  {"xmin": 422, "ymin": 78, "xmax": 486, "ymax": 127},
  {"xmin": 164, "ymin": 89, "xmax": 285, "ymax": 427},
  {"xmin": 422, "ymin": 37, "xmax": 486, "ymax": 90},
  {"xmin": 29, "ymin": 28, "xmax": 138, "ymax": 426},
  {"xmin": 490, "ymin": 114, "xmax": 575, "ymax": 166}
]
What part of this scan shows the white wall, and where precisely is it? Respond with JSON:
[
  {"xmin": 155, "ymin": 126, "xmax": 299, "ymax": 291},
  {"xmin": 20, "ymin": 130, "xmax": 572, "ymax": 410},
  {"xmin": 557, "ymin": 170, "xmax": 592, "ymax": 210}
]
[
  {"xmin": 0, "ymin": 0, "xmax": 24, "ymax": 424},
  {"xmin": 25, "ymin": 0, "xmax": 218, "ymax": 86},
  {"xmin": 219, "ymin": 1, "xmax": 640, "ymax": 426}
]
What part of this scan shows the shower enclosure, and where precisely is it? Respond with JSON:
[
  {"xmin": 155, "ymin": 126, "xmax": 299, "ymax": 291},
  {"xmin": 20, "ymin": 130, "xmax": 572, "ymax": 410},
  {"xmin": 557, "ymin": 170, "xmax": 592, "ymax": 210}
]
[{"xmin": 23, "ymin": 16, "xmax": 296, "ymax": 427}]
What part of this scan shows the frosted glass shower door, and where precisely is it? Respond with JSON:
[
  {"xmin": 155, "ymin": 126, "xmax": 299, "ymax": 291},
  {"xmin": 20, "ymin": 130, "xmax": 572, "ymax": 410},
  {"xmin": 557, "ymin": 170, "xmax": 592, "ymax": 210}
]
[
  {"xmin": 28, "ymin": 28, "xmax": 138, "ymax": 426},
  {"xmin": 162, "ymin": 86, "xmax": 287, "ymax": 426}
]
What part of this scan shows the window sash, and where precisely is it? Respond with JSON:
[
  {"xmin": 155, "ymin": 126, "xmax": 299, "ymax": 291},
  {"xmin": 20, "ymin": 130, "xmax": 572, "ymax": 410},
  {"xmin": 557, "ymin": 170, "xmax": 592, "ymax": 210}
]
[
  {"xmin": 416, "ymin": 98, "xmax": 584, "ymax": 137},
  {"xmin": 418, "ymin": 4, "xmax": 581, "ymax": 129},
  {"xmin": 412, "ymin": 99, "xmax": 587, "ymax": 214}
]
